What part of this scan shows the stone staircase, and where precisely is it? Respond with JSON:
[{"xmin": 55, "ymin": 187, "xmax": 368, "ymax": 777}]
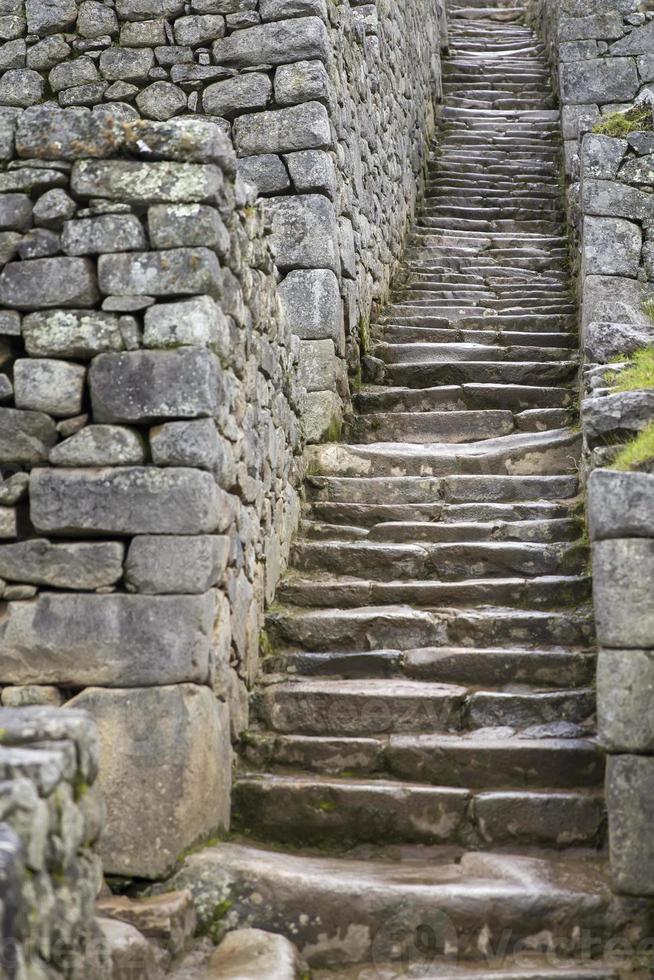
[{"xmin": 173, "ymin": 1, "xmax": 654, "ymax": 976}]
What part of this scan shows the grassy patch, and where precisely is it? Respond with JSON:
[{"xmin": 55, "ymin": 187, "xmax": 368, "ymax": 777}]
[
  {"xmin": 613, "ymin": 347, "xmax": 654, "ymax": 392},
  {"xmin": 644, "ymin": 299, "xmax": 654, "ymax": 322},
  {"xmin": 611, "ymin": 421, "xmax": 654, "ymax": 471},
  {"xmin": 593, "ymin": 104, "xmax": 653, "ymax": 138}
]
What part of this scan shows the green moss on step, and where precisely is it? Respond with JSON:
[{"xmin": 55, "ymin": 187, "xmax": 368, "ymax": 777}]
[
  {"xmin": 593, "ymin": 105, "xmax": 653, "ymax": 138},
  {"xmin": 610, "ymin": 421, "xmax": 654, "ymax": 472},
  {"xmin": 613, "ymin": 347, "xmax": 654, "ymax": 392}
]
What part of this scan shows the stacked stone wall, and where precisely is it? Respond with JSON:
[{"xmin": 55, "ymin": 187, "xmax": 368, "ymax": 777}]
[{"xmin": 529, "ymin": 0, "xmax": 654, "ymax": 898}]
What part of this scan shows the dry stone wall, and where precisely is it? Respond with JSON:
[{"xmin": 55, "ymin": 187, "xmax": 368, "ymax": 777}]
[
  {"xmin": 0, "ymin": 0, "xmax": 447, "ymax": 894},
  {"xmin": 530, "ymin": 0, "xmax": 654, "ymax": 899}
]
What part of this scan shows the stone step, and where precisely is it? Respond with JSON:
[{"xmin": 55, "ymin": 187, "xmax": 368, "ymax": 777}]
[
  {"xmin": 289, "ymin": 540, "xmax": 585, "ymax": 581},
  {"xmin": 365, "ymin": 517, "xmax": 580, "ymax": 543},
  {"xmin": 355, "ymin": 384, "xmax": 574, "ymax": 413},
  {"xmin": 243, "ymin": 731, "xmax": 604, "ymax": 789},
  {"xmin": 305, "ymin": 499, "xmax": 579, "ymax": 529},
  {"xmin": 267, "ymin": 645, "xmax": 596, "ymax": 688},
  {"xmin": 266, "ymin": 605, "xmax": 595, "ymax": 653},
  {"xmin": 168, "ymin": 844, "xmax": 645, "ymax": 970},
  {"xmin": 277, "ymin": 575, "xmax": 591, "ymax": 611},
  {"xmin": 372, "ymin": 342, "xmax": 575, "ymax": 364},
  {"xmin": 305, "ymin": 473, "xmax": 579, "ymax": 505},
  {"xmin": 378, "ymin": 359, "xmax": 578, "ymax": 387},
  {"xmin": 315, "ymin": 962, "xmax": 622, "ymax": 980},
  {"xmin": 306, "ymin": 429, "xmax": 581, "ymax": 479},
  {"xmin": 378, "ymin": 313, "xmax": 576, "ymax": 331},
  {"xmin": 233, "ymin": 773, "xmax": 604, "ymax": 849},
  {"xmin": 347, "ymin": 409, "xmax": 516, "ymax": 444}
]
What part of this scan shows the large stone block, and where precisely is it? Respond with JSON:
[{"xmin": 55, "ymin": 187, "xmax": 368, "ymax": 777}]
[
  {"xmin": 560, "ymin": 58, "xmax": 638, "ymax": 104},
  {"xmin": 13, "ymin": 358, "xmax": 86, "ymax": 418},
  {"xmin": 203, "ymin": 72, "xmax": 272, "ymax": 118},
  {"xmin": 125, "ymin": 534, "xmax": 229, "ymax": 594},
  {"xmin": 68, "ymin": 684, "xmax": 231, "ymax": 878},
  {"xmin": 22, "ymin": 309, "xmax": 124, "ymax": 359},
  {"xmin": 89, "ymin": 349, "xmax": 222, "ymax": 422},
  {"xmin": 582, "ymin": 390, "xmax": 654, "ymax": 443},
  {"xmin": 0, "ymin": 592, "xmax": 214, "ymax": 686},
  {"xmin": 50, "ymin": 424, "xmax": 146, "ymax": 466},
  {"xmin": 147, "ymin": 204, "xmax": 229, "ymax": 253},
  {"xmin": 583, "ymin": 216, "xmax": 641, "ymax": 277},
  {"xmin": 0, "ymin": 256, "xmax": 98, "ymax": 309},
  {"xmin": 593, "ymin": 538, "xmax": 654, "ymax": 649},
  {"xmin": 302, "ymin": 389, "xmax": 341, "ymax": 443},
  {"xmin": 588, "ymin": 469, "xmax": 654, "ymax": 540},
  {"xmin": 582, "ymin": 179, "xmax": 652, "ymax": 221},
  {"xmin": 15, "ymin": 105, "xmax": 124, "ymax": 160},
  {"xmin": 142, "ymin": 295, "xmax": 229, "ymax": 353},
  {"xmin": 610, "ymin": 20, "xmax": 654, "ymax": 55},
  {"xmin": 558, "ymin": 12, "xmax": 624, "ymax": 42},
  {"xmin": 71, "ymin": 160, "xmax": 224, "ymax": 205},
  {"xmin": 278, "ymin": 268, "xmax": 341, "ymax": 342},
  {"xmin": 62, "ymin": 214, "xmax": 147, "ymax": 256},
  {"xmin": 30, "ymin": 466, "xmax": 230, "ymax": 535},
  {"xmin": 297, "ymin": 338, "xmax": 336, "ymax": 392},
  {"xmin": 212, "ymin": 16, "xmax": 328, "ymax": 68},
  {"xmin": 584, "ymin": 320, "xmax": 654, "ymax": 363},
  {"xmin": 266, "ymin": 194, "xmax": 339, "ymax": 274},
  {"xmin": 98, "ymin": 248, "xmax": 221, "ymax": 298},
  {"xmin": 582, "ymin": 275, "xmax": 651, "ymax": 329},
  {"xmin": 598, "ymin": 648, "xmax": 654, "ymax": 753},
  {"xmin": 0, "ymin": 539, "xmax": 124, "ymax": 589},
  {"xmin": 0, "ymin": 407, "xmax": 56, "ymax": 464},
  {"xmin": 607, "ymin": 755, "xmax": 654, "ymax": 896},
  {"xmin": 233, "ymin": 102, "xmax": 330, "ymax": 156}
]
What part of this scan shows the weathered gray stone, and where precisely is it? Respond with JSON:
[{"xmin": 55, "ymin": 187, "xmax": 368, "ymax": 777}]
[
  {"xmin": 582, "ymin": 275, "xmax": 652, "ymax": 329},
  {"xmin": 68, "ymin": 684, "xmax": 231, "ymax": 878},
  {"xmin": 266, "ymin": 194, "xmax": 339, "ymax": 273},
  {"xmin": 302, "ymin": 389, "xmax": 341, "ymax": 443},
  {"xmin": 582, "ymin": 178, "xmax": 653, "ymax": 221},
  {"xmin": 136, "ymin": 81, "xmax": 187, "ymax": 121},
  {"xmin": 98, "ymin": 919, "xmax": 160, "ymax": 980},
  {"xmin": 610, "ymin": 20, "xmax": 654, "ymax": 55},
  {"xmin": 212, "ymin": 16, "xmax": 328, "ymax": 68},
  {"xmin": 120, "ymin": 18, "xmax": 166, "ymax": 46},
  {"xmin": 0, "ymin": 408, "xmax": 56, "ymax": 464},
  {"xmin": 150, "ymin": 417, "xmax": 233, "ymax": 477},
  {"xmin": 618, "ymin": 153, "xmax": 654, "ymax": 185},
  {"xmin": 598, "ymin": 648, "xmax": 654, "ymax": 753},
  {"xmin": 233, "ymin": 101, "xmax": 330, "ymax": 156},
  {"xmin": 559, "ymin": 12, "xmax": 624, "ymax": 41},
  {"xmin": 62, "ymin": 214, "xmax": 147, "ymax": 255},
  {"xmin": 588, "ymin": 469, "xmax": 654, "ymax": 539},
  {"xmin": 285, "ymin": 148, "xmax": 336, "ymax": 198},
  {"xmin": 278, "ymin": 268, "xmax": 341, "ymax": 342},
  {"xmin": 274, "ymin": 59, "xmax": 329, "ymax": 107},
  {"xmin": 583, "ymin": 216, "xmax": 642, "ymax": 277},
  {"xmin": 0, "ymin": 506, "xmax": 17, "ymax": 538},
  {"xmin": 203, "ymin": 72, "xmax": 271, "ymax": 118},
  {"xmin": 208, "ymin": 928, "xmax": 304, "ymax": 979},
  {"xmin": 607, "ymin": 755, "xmax": 654, "ymax": 896},
  {"xmin": 26, "ymin": 0, "xmax": 76, "ymax": 35},
  {"xmin": 1, "ymin": 685, "xmax": 64, "ymax": 707},
  {"xmin": 90, "ymin": 348, "xmax": 222, "ymax": 422},
  {"xmin": 237, "ymin": 154, "xmax": 290, "ymax": 195},
  {"xmin": 26, "ymin": 34, "xmax": 72, "ymax": 71},
  {"xmin": 15, "ymin": 105, "xmax": 124, "ymax": 161},
  {"xmin": 142, "ymin": 295, "xmax": 229, "ymax": 353},
  {"xmin": 260, "ymin": 0, "xmax": 326, "ymax": 20},
  {"xmin": 126, "ymin": 534, "xmax": 229, "ymax": 594},
  {"xmin": 582, "ymin": 390, "xmax": 654, "ymax": 442},
  {"xmin": 584, "ymin": 319, "xmax": 654, "ymax": 363},
  {"xmin": 30, "ymin": 466, "xmax": 231, "ymax": 535},
  {"xmin": 581, "ymin": 134, "xmax": 628, "ymax": 180},
  {"xmin": 0, "ymin": 539, "xmax": 124, "ymax": 589},
  {"xmin": 174, "ymin": 13, "xmax": 224, "ymax": 45},
  {"xmin": 96, "ymin": 890, "xmax": 196, "ymax": 958},
  {"xmin": 22, "ymin": 309, "xmax": 124, "ymax": 358},
  {"xmin": 98, "ymin": 248, "xmax": 221, "ymax": 298},
  {"xmin": 0, "ymin": 592, "xmax": 214, "ymax": 687},
  {"xmin": 297, "ymin": 338, "xmax": 336, "ymax": 392},
  {"xmin": 13, "ymin": 358, "xmax": 86, "ymax": 418},
  {"xmin": 0, "ymin": 192, "xmax": 31, "ymax": 231},
  {"xmin": 16, "ymin": 228, "xmax": 60, "ymax": 260},
  {"xmin": 0, "ymin": 256, "xmax": 99, "ymax": 309},
  {"xmin": 148, "ymin": 203, "xmax": 229, "ymax": 254},
  {"xmin": 0, "ymin": 69, "xmax": 44, "ymax": 107},
  {"xmin": 77, "ymin": 0, "xmax": 118, "ymax": 38},
  {"xmin": 50, "ymin": 425, "xmax": 146, "ymax": 466},
  {"xmin": 115, "ymin": 0, "xmax": 184, "ymax": 19},
  {"xmin": 593, "ymin": 538, "xmax": 654, "ymax": 649},
  {"xmin": 32, "ymin": 188, "xmax": 76, "ymax": 229},
  {"xmin": 122, "ymin": 116, "xmax": 235, "ymax": 169},
  {"xmin": 49, "ymin": 56, "xmax": 99, "ymax": 93},
  {"xmin": 560, "ymin": 58, "xmax": 638, "ymax": 104},
  {"xmin": 0, "ymin": 38, "xmax": 26, "ymax": 72},
  {"xmin": 71, "ymin": 159, "xmax": 224, "ymax": 205}
]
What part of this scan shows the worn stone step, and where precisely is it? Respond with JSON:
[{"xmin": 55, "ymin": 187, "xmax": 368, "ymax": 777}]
[
  {"xmin": 347, "ymin": 409, "xmax": 516, "ymax": 444},
  {"xmin": 306, "ymin": 499, "xmax": 578, "ymax": 528},
  {"xmin": 233, "ymin": 773, "xmax": 604, "ymax": 849},
  {"xmin": 277, "ymin": 575, "xmax": 591, "ymax": 611},
  {"xmin": 367, "ymin": 518, "xmax": 580, "ymax": 543},
  {"xmin": 243, "ymin": 730, "xmax": 604, "ymax": 789},
  {"xmin": 266, "ymin": 605, "xmax": 595, "ymax": 653},
  {"xmin": 516, "ymin": 407, "xmax": 571, "ymax": 431},
  {"xmin": 379, "ymin": 359, "xmax": 578, "ymax": 387},
  {"xmin": 307, "ymin": 429, "xmax": 581, "ymax": 478},
  {"xmin": 315, "ymin": 960, "xmax": 621, "ymax": 980},
  {"xmin": 371, "ymin": 327, "xmax": 576, "ymax": 350},
  {"xmin": 372, "ymin": 341, "xmax": 575, "ymax": 364},
  {"xmin": 379, "ymin": 312, "xmax": 576, "ymax": 331},
  {"xmin": 356, "ymin": 383, "xmax": 573, "ymax": 414},
  {"xmin": 305, "ymin": 473, "xmax": 579, "ymax": 505},
  {"xmin": 167, "ymin": 844, "xmax": 643, "ymax": 970}
]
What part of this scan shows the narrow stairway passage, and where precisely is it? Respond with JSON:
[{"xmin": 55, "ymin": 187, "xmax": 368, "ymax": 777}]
[{"xmin": 185, "ymin": 1, "xmax": 654, "ymax": 975}]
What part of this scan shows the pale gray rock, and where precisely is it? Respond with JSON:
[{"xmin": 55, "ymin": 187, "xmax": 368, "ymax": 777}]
[
  {"xmin": 208, "ymin": 928, "xmax": 305, "ymax": 979},
  {"xmin": 0, "ymin": 257, "xmax": 99, "ymax": 309},
  {"xmin": 63, "ymin": 214, "xmax": 146, "ymax": 255},
  {"xmin": 581, "ymin": 134, "xmax": 627, "ymax": 180},
  {"xmin": 0, "ymin": 309, "xmax": 19, "ymax": 335},
  {"xmin": 0, "ymin": 539, "xmax": 124, "ymax": 589},
  {"xmin": 260, "ymin": 0, "xmax": 326, "ymax": 20},
  {"xmin": 582, "ymin": 275, "xmax": 651, "ymax": 329},
  {"xmin": 16, "ymin": 228, "xmax": 60, "ymax": 260},
  {"xmin": 26, "ymin": 34, "xmax": 72, "ymax": 70},
  {"xmin": 115, "ymin": 0, "xmax": 184, "ymax": 18},
  {"xmin": 582, "ymin": 390, "xmax": 654, "ymax": 442},
  {"xmin": 560, "ymin": 58, "xmax": 638, "ymax": 104},
  {"xmin": 98, "ymin": 247, "xmax": 221, "ymax": 298},
  {"xmin": 15, "ymin": 105, "xmax": 125, "ymax": 160},
  {"xmin": 77, "ymin": 0, "xmax": 118, "ymax": 38},
  {"xmin": 618, "ymin": 153, "xmax": 654, "ymax": 185},
  {"xmin": 0, "ymin": 507, "xmax": 17, "ymax": 538},
  {"xmin": 143, "ymin": 295, "xmax": 229, "ymax": 353},
  {"xmin": 285, "ymin": 148, "xmax": 336, "ymax": 198},
  {"xmin": 300, "ymin": 388, "xmax": 341, "ymax": 443},
  {"xmin": 610, "ymin": 20, "xmax": 654, "ymax": 55},
  {"xmin": 583, "ymin": 216, "xmax": 641, "ymax": 277},
  {"xmin": 582, "ymin": 179, "xmax": 653, "ymax": 221},
  {"xmin": 607, "ymin": 755, "xmax": 654, "ymax": 895},
  {"xmin": 32, "ymin": 188, "xmax": 76, "ymax": 229},
  {"xmin": 1, "ymin": 686, "xmax": 64, "ymax": 707},
  {"xmin": 68, "ymin": 684, "xmax": 231, "ymax": 878},
  {"xmin": 174, "ymin": 13, "xmax": 225, "ymax": 45},
  {"xmin": 593, "ymin": 538, "xmax": 654, "ymax": 649},
  {"xmin": 203, "ymin": 72, "xmax": 271, "ymax": 118},
  {"xmin": 588, "ymin": 469, "xmax": 654, "ymax": 539},
  {"xmin": 23, "ymin": 309, "xmax": 124, "ymax": 358},
  {"xmin": 26, "ymin": 0, "xmax": 76, "ymax": 35},
  {"xmin": 274, "ymin": 59, "xmax": 329, "ymax": 106},
  {"xmin": 599, "ymin": 649, "xmax": 654, "ymax": 753},
  {"xmin": 0, "ymin": 69, "xmax": 45, "ymax": 107},
  {"xmin": 266, "ymin": 193, "xmax": 339, "ymax": 273},
  {"xmin": 212, "ymin": 16, "xmax": 328, "ymax": 68},
  {"xmin": 136, "ymin": 81, "xmax": 187, "ymax": 120},
  {"xmin": 122, "ymin": 116, "xmax": 235, "ymax": 169},
  {"xmin": 30, "ymin": 466, "xmax": 231, "ymax": 534},
  {"xmin": 49, "ymin": 56, "xmax": 99, "ymax": 93},
  {"xmin": 150, "ymin": 417, "xmax": 227, "ymax": 471},
  {"xmin": 233, "ymin": 101, "xmax": 330, "ymax": 156},
  {"xmin": 126, "ymin": 534, "xmax": 229, "ymax": 594},
  {"xmin": 297, "ymin": 338, "xmax": 336, "ymax": 392},
  {"xmin": 278, "ymin": 268, "xmax": 341, "ymax": 342},
  {"xmin": 75, "ymin": 158, "xmax": 222, "ymax": 209},
  {"xmin": 0, "ymin": 39, "xmax": 27, "ymax": 72},
  {"xmin": 147, "ymin": 203, "xmax": 229, "ymax": 254},
  {"xmin": 50, "ymin": 425, "xmax": 145, "ymax": 466},
  {"xmin": 0, "ymin": 407, "xmax": 56, "ymax": 464},
  {"xmin": 90, "ymin": 348, "xmax": 223, "ymax": 422},
  {"xmin": 98, "ymin": 919, "xmax": 160, "ymax": 980},
  {"xmin": 559, "ymin": 11, "xmax": 624, "ymax": 41},
  {"xmin": 237, "ymin": 154, "xmax": 290, "ymax": 195},
  {"xmin": 119, "ymin": 18, "xmax": 166, "ymax": 46},
  {"xmin": 98, "ymin": 48, "xmax": 154, "ymax": 85},
  {"xmin": 0, "ymin": 193, "xmax": 32, "ymax": 231},
  {"xmin": 584, "ymin": 320, "xmax": 654, "ymax": 363},
  {"xmin": 13, "ymin": 358, "xmax": 86, "ymax": 418}
]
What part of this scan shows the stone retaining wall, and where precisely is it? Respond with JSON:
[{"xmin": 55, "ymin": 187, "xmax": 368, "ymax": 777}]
[
  {"xmin": 529, "ymin": 0, "xmax": 654, "ymax": 897},
  {"xmin": 0, "ymin": 705, "xmax": 108, "ymax": 979}
]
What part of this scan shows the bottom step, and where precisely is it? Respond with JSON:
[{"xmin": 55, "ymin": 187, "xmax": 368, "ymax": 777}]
[
  {"xmin": 164, "ymin": 843, "xmax": 653, "ymax": 971},
  {"xmin": 314, "ymin": 960, "xmax": 626, "ymax": 979}
]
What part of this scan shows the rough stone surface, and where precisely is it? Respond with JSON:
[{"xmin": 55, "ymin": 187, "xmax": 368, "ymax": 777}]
[
  {"xmin": 588, "ymin": 470, "xmax": 654, "ymax": 540},
  {"xmin": 607, "ymin": 755, "xmax": 654, "ymax": 896},
  {"xmin": 126, "ymin": 534, "xmax": 229, "ymax": 594},
  {"xmin": 593, "ymin": 538, "xmax": 654, "ymax": 649},
  {"xmin": 0, "ymin": 256, "xmax": 98, "ymax": 309},
  {"xmin": 599, "ymin": 648, "xmax": 654, "ymax": 753},
  {"xmin": 0, "ymin": 539, "xmax": 124, "ymax": 589}
]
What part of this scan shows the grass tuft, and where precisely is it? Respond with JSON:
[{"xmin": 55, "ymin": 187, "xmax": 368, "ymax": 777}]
[
  {"xmin": 593, "ymin": 104, "xmax": 653, "ymax": 138},
  {"xmin": 613, "ymin": 347, "xmax": 654, "ymax": 392},
  {"xmin": 610, "ymin": 421, "xmax": 654, "ymax": 472}
]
